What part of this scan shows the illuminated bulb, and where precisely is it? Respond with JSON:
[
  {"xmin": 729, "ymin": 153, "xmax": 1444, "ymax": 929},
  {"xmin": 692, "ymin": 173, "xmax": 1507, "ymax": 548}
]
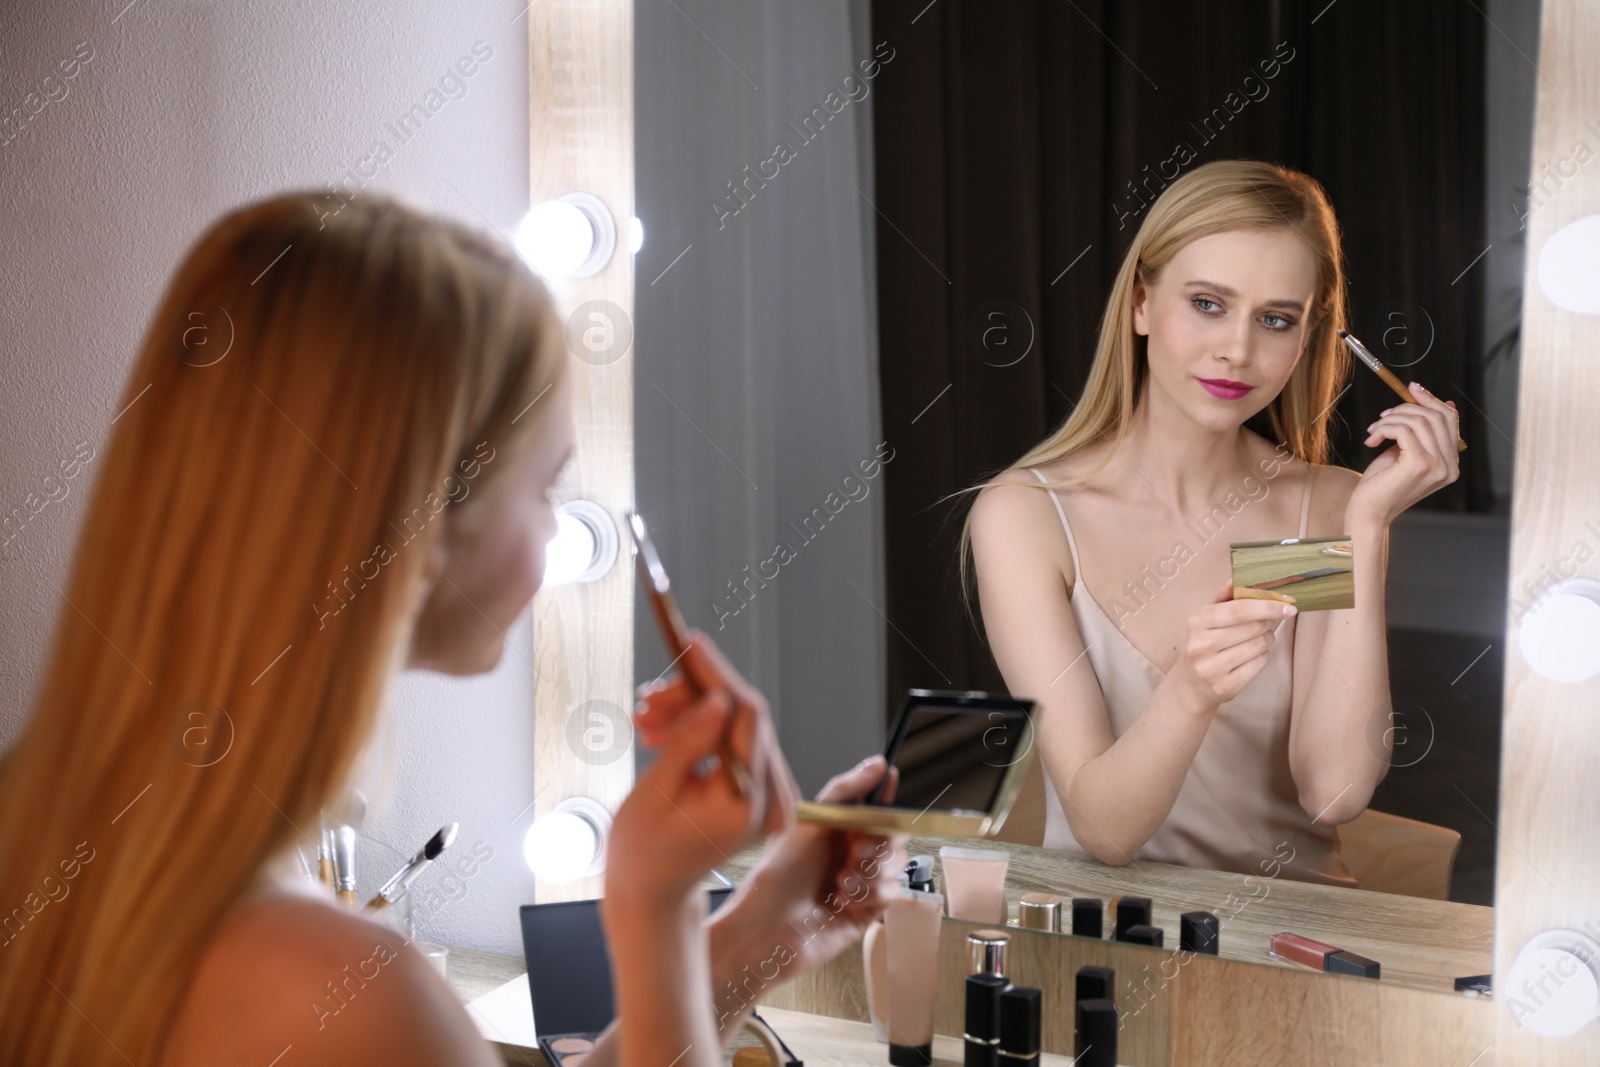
[
  {"xmin": 544, "ymin": 510, "xmax": 599, "ymax": 587},
  {"xmin": 1506, "ymin": 930, "xmax": 1600, "ymax": 1037},
  {"xmin": 523, "ymin": 797, "xmax": 611, "ymax": 883},
  {"xmin": 1520, "ymin": 579, "xmax": 1600, "ymax": 683},
  {"xmin": 515, "ymin": 201, "xmax": 593, "ymax": 278},
  {"xmin": 1537, "ymin": 214, "xmax": 1600, "ymax": 315},
  {"xmin": 629, "ymin": 216, "xmax": 645, "ymax": 255},
  {"xmin": 542, "ymin": 500, "xmax": 618, "ymax": 586},
  {"xmin": 514, "ymin": 192, "xmax": 616, "ymax": 279}
]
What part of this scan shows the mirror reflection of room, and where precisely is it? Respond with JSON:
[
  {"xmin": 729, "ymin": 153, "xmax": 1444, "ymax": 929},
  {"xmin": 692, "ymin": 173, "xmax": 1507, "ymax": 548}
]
[{"xmin": 854, "ymin": 1, "xmax": 1536, "ymax": 909}]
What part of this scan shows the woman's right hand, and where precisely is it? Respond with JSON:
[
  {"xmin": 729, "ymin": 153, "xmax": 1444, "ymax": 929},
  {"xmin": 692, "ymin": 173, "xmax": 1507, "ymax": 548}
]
[
  {"xmin": 1169, "ymin": 585, "xmax": 1298, "ymax": 709},
  {"xmin": 606, "ymin": 631, "xmax": 797, "ymax": 906}
]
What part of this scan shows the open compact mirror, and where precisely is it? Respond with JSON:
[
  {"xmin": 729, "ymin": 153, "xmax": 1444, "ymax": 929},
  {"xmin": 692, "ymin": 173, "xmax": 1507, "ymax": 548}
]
[{"xmin": 796, "ymin": 689, "xmax": 1037, "ymax": 836}]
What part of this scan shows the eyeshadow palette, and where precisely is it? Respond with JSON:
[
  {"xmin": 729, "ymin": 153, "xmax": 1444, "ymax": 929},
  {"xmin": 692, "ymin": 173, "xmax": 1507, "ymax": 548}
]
[{"xmin": 520, "ymin": 889, "xmax": 733, "ymax": 1064}]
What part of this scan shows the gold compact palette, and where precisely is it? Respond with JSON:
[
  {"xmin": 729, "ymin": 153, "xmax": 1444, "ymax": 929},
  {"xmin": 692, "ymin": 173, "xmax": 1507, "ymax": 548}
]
[{"xmin": 1229, "ymin": 536, "xmax": 1354, "ymax": 611}]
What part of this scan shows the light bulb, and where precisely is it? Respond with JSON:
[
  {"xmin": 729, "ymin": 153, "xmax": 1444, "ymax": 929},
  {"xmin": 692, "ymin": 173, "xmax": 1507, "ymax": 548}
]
[
  {"xmin": 543, "ymin": 509, "xmax": 599, "ymax": 587},
  {"xmin": 1506, "ymin": 930, "xmax": 1600, "ymax": 1037},
  {"xmin": 1520, "ymin": 579, "xmax": 1600, "ymax": 682},
  {"xmin": 515, "ymin": 201, "xmax": 594, "ymax": 279},
  {"xmin": 523, "ymin": 797, "xmax": 611, "ymax": 884},
  {"xmin": 1537, "ymin": 214, "xmax": 1600, "ymax": 315},
  {"xmin": 541, "ymin": 500, "xmax": 617, "ymax": 586}
]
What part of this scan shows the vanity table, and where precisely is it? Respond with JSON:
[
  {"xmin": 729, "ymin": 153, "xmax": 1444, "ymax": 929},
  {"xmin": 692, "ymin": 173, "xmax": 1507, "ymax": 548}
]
[
  {"xmin": 723, "ymin": 837, "xmax": 1495, "ymax": 1065},
  {"xmin": 446, "ymin": 944, "xmax": 1079, "ymax": 1066},
  {"xmin": 446, "ymin": 828, "xmax": 1496, "ymax": 1066}
]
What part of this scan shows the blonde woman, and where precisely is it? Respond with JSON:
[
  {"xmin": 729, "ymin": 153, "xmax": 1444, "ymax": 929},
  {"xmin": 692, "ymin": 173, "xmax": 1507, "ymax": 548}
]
[
  {"xmin": 0, "ymin": 192, "xmax": 902, "ymax": 1066},
  {"xmin": 964, "ymin": 160, "xmax": 1460, "ymax": 885}
]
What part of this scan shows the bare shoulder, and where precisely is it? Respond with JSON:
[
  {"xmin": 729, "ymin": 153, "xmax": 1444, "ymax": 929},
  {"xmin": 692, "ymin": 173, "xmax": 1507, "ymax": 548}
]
[
  {"xmin": 1306, "ymin": 461, "xmax": 1361, "ymax": 535},
  {"xmin": 970, "ymin": 464, "xmax": 1076, "ymax": 585},
  {"xmin": 161, "ymin": 894, "xmax": 497, "ymax": 1067}
]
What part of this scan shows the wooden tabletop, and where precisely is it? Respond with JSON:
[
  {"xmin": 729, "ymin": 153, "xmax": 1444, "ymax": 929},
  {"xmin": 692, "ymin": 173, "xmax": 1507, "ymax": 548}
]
[
  {"xmin": 443, "ymin": 947, "xmax": 1089, "ymax": 1066},
  {"xmin": 721, "ymin": 834, "xmax": 1493, "ymax": 994}
]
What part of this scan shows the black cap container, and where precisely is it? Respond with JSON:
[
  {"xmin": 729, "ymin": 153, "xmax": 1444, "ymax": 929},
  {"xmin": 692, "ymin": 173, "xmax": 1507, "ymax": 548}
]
[
  {"xmin": 1071, "ymin": 897, "xmax": 1103, "ymax": 939},
  {"xmin": 1180, "ymin": 911, "xmax": 1220, "ymax": 955},
  {"xmin": 997, "ymin": 985, "xmax": 1041, "ymax": 1066},
  {"xmin": 1075, "ymin": 998, "xmax": 1118, "ymax": 1067},
  {"xmin": 1075, "ymin": 965, "xmax": 1115, "ymax": 1004},
  {"xmin": 964, "ymin": 973, "xmax": 1009, "ymax": 1067},
  {"xmin": 1123, "ymin": 923, "xmax": 1164, "ymax": 948},
  {"xmin": 1113, "ymin": 896, "xmax": 1153, "ymax": 941}
]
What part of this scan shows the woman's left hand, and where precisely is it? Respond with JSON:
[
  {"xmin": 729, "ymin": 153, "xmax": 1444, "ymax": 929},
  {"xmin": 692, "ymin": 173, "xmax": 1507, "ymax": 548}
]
[
  {"xmin": 1347, "ymin": 381, "xmax": 1461, "ymax": 527},
  {"xmin": 704, "ymin": 755, "xmax": 907, "ymax": 1032}
]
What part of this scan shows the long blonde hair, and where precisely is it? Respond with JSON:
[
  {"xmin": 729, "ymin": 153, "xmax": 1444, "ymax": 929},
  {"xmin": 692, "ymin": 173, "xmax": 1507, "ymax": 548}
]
[
  {"xmin": 0, "ymin": 190, "xmax": 567, "ymax": 1064},
  {"xmin": 956, "ymin": 159, "xmax": 1350, "ymax": 619}
]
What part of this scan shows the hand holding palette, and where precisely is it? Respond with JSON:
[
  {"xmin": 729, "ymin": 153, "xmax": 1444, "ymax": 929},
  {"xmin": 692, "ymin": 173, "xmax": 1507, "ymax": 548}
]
[{"xmin": 1230, "ymin": 535, "xmax": 1354, "ymax": 611}]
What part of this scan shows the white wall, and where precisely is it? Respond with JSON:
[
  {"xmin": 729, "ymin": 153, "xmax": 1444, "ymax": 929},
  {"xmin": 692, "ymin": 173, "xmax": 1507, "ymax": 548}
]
[{"xmin": 0, "ymin": 0, "xmax": 539, "ymax": 955}]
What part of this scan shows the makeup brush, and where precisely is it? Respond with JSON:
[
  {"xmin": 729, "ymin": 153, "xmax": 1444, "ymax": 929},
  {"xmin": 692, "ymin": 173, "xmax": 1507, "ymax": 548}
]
[
  {"xmin": 316, "ymin": 819, "xmax": 336, "ymax": 890},
  {"xmin": 332, "ymin": 826, "xmax": 359, "ymax": 907},
  {"xmin": 364, "ymin": 822, "xmax": 459, "ymax": 912},
  {"xmin": 1338, "ymin": 329, "xmax": 1466, "ymax": 452},
  {"xmin": 329, "ymin": 788, "xmax": 368, "ymax": 907},
  {"xmin": 628, "ymin": 512, "xmax": 753, "ymax": 798}
]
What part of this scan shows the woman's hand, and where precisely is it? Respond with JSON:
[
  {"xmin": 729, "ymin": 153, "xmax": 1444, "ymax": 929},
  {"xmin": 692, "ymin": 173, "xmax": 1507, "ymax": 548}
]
[
  {"xmin": 1168, "ymin": 586, "xmax": 1298, "ymax": 710},
  {"xmin": 1348, "ymin": 381, "xmax": 1461, "ymax": 527},
  {"xmin": 704, "ymin": 755, "xmax": 907, "ymax": 1036},
  {"xmin": 606, "ymin": 631, "xmax": 797, "ymax": 909}
]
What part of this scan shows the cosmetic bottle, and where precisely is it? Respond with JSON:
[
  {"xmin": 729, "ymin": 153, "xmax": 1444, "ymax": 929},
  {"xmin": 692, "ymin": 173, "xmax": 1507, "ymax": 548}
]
[
  {"xmin": 939, "ymin": 846, "xmax": 1010, "ymax": 923},
  {"xmin": 1180, "ymin": 911, "xmax": 1220, "ymax": 955},
  {"xmin": 1071, "ymin": 897, "xmax": 1103, "ymax": 938},
  {"xmin": 1074, "ymin": 997, "xmax": 1117, "ymax": 1067},
  {"xmin": 1017, "ymin": 892, "xmax": 1061, "ymax": 932},
  {"xmin": 966, "ymin": 928, "xmax": 1010, "ymax": 977},
  {"xmin": 885, "ymin": 886, "xmax": 944, "ymax": 1065},
  {"xmin": 997, "ymin": 985, "xmax": 1041, "ymax": 1067},
  {"xmin": 963, "ymin": 973, "xmax": 1009, "ymax": 1067},
  {"xmin": 863, "ymin": 873, "xmax": 908, "ymax": 1042},
  {"xmin": 1123, "ymin": 923, "xmax": 1164, "ymax": 948},
  {"xmin": 1075, "ymin": 965, "xmax": 1114, "ymax": 1004},
  {"xmin": 1112, "ymin": 896, "xmax": 1153, "ymax": 941}
]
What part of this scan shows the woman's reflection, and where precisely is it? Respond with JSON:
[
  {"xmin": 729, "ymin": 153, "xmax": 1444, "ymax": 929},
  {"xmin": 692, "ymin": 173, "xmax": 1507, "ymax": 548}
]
[{"xmin": 962, "ymin": 160, "xmax": 1461, "ymax": 886}]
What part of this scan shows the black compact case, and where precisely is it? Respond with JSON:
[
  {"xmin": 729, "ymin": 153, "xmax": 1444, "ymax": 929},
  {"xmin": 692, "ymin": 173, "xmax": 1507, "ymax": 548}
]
[{"xmin": 522, "ymin": 889, "xmax": 757, "ymax": 1065}]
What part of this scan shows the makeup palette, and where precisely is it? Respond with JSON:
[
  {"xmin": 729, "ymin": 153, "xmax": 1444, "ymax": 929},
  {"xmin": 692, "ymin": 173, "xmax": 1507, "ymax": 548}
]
[
  {"xmin": 545, "ymin": 1034, "xmax": 595, "ymax": 1066},
  {"xmin": 520, "ymin": 888, "xmax": 734, "ymax": 1064}
]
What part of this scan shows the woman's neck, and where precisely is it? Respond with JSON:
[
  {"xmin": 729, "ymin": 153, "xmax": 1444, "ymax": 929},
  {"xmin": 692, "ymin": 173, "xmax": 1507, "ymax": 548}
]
[{"xmin": 1111, "ymin": 391, "xmax": 1263, "ymax": 514}]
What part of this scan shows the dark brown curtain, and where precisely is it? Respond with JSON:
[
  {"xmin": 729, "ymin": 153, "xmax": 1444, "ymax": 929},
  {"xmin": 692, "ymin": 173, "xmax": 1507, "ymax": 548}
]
[{"xmin": 870, "ymin": 0, "xmax": 1489, "ymax": 711}]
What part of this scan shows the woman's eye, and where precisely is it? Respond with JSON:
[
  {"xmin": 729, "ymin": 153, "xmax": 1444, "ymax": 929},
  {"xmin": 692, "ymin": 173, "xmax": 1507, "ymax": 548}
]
[
  {"xmin": 1262, "ymin": 313, "xmax": 1295, "ymax": 332},
  {"xmin": 1192, "ymin": 297, "xmax": 1221, "ymax": 314}
]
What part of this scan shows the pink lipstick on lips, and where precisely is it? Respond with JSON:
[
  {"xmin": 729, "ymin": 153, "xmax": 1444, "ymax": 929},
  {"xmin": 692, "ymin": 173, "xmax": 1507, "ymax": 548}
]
[{"xmin": 1198, "ymin": 377, "xmax": 1255, "ymax": 400}]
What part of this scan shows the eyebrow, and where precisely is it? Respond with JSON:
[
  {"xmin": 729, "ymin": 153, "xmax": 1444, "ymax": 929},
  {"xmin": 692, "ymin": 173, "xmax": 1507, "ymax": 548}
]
[{"xmin": 1183, "ymin": 279, "xmax": 1307, "ymax": 313}]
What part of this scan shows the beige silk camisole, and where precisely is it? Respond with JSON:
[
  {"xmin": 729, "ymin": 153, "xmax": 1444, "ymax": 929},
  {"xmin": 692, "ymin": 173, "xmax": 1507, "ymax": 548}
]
[{"xmin": 1026, "ymin": 465, "xmax": 1357, "ymax": 888}]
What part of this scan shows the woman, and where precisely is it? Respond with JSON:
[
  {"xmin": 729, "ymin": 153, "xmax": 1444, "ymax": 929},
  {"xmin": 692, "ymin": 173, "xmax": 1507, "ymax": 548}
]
[
  {"xmin": 964, "ymin": 160, "xmax": 1460, "ymax": 885},
  {"xmin": 0, "ymin": 191, "xmax": 903, "ymax": 1066}
]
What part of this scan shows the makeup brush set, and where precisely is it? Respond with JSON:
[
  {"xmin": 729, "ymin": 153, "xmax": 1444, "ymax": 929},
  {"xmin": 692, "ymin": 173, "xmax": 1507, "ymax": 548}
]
[{"xmin": 298, "ymin": 787, "xmax": 461, "ymax": 917}]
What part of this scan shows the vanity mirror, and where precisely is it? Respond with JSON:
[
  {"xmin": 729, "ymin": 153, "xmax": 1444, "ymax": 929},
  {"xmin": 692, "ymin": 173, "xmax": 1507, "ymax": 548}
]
[{"xmin": 632, "ymin": 0, "xmax": 1546, "ymax": 1006}]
